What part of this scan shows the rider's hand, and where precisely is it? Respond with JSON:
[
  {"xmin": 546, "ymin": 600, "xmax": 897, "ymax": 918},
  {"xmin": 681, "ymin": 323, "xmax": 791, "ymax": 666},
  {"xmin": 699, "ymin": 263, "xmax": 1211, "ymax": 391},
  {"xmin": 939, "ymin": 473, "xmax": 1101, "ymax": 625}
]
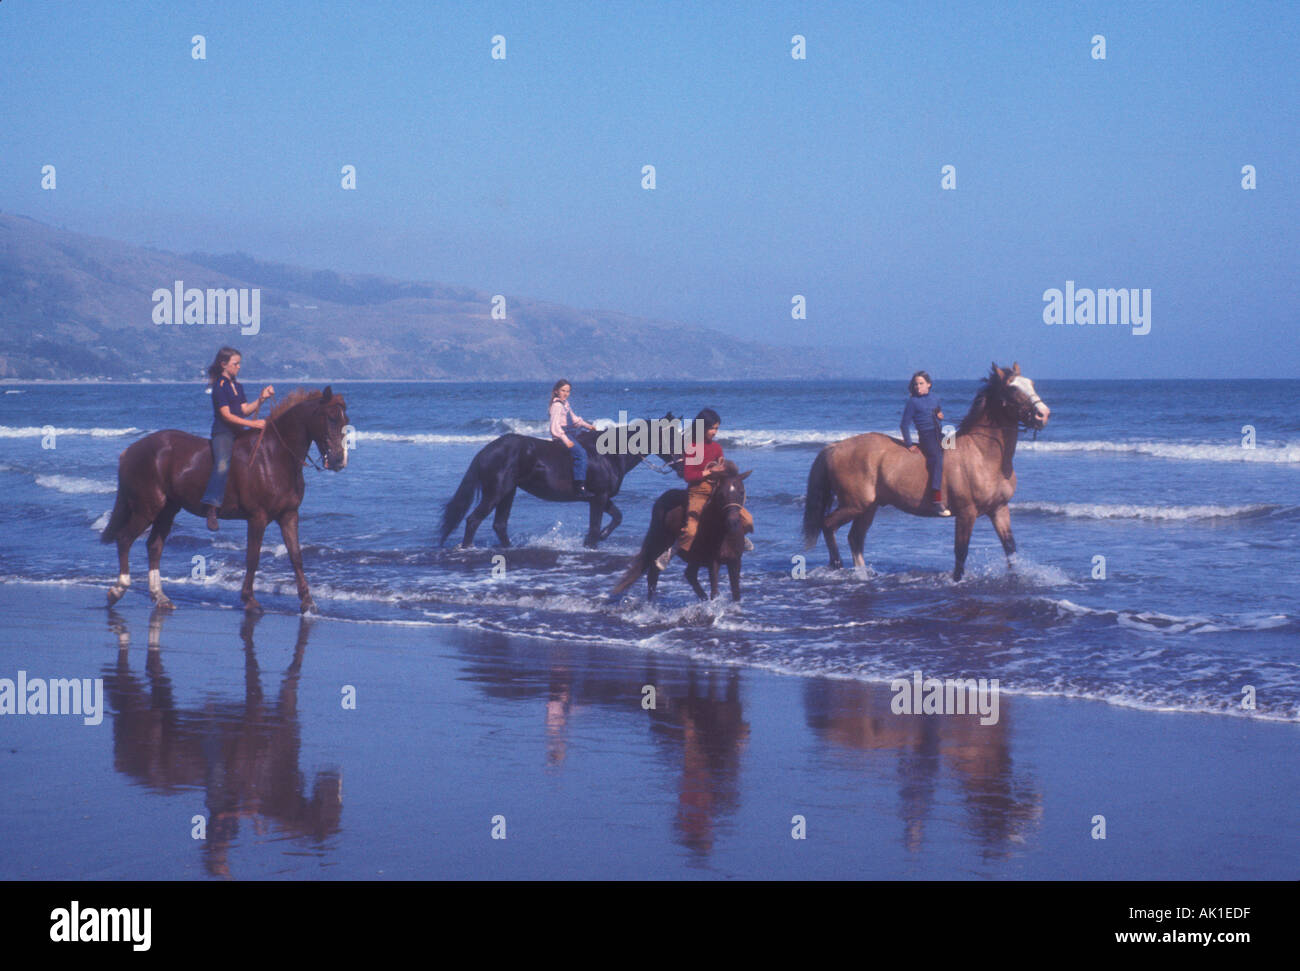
[
  {"xmin": 251, "ymin": 419, "xmax": 267, "ymax": 430},
  {"xmin": 909, "ymin": 445, "xmax": 920, "ymax": 453},
  {"xmin": 261, "ymin": 386, "xmax": 275, "ymax": 401}
]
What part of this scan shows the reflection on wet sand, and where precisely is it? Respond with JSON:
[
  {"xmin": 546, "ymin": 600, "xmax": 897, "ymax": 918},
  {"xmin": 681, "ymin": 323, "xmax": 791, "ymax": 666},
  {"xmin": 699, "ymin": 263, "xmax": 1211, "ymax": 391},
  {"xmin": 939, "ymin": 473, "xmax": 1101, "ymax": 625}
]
[
  {"xmin": 454, "ymin": 633, "xmax": 752, "ymax": 858},
  {"xmin": 803, "ymin": 679, "xmax": 1042, "ymax": 857},
  {"xmin": 102, "ymin": 610, "xmax": 342, "ymax": 879},
  {"xmin": 645, "ymin": 664, "xmax": 750, "ymax": 858}
]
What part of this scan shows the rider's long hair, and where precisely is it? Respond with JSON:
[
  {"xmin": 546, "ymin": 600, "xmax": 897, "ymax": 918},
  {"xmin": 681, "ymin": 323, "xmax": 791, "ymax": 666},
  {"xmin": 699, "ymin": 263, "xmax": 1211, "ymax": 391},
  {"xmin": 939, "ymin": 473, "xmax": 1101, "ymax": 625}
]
[
  {"xmin": 206, "ymin": 347, "xmax": 241, "ymax": 385},
  {"xmin": 550, "ymin": 378, "xmax": 571, "ymax": 404},
  {"xmin": 909, "ymin": 370, "xmax": 933, "ymax": 395}
]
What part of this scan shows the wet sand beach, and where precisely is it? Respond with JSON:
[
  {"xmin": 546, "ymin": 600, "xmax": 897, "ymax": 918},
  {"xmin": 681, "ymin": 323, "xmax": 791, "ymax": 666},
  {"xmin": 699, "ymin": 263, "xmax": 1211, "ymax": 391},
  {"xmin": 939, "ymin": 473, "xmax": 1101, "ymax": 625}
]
[{"xmin": 1, "ymin": 582, "xmax": 1297, "ymax": 880}]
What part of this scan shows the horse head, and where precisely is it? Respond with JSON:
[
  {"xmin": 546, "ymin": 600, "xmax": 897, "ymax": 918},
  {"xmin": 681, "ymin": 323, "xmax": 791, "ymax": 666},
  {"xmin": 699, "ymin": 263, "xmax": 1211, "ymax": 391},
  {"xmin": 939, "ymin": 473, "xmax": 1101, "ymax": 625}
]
[
  {"xmin": 989, "ymin": 362, "xmax": 1050, "ymax": 431},
  {"xmin": 308, "ymin": 386, "xmax": 350, "ymax": 470},
  {"xmin": 714, "ymin": 462, "xmax": 752, "ymax": 553},
  {"xmin": 653, "ymin": 412, "xmax": 682, "ymax": 462}
]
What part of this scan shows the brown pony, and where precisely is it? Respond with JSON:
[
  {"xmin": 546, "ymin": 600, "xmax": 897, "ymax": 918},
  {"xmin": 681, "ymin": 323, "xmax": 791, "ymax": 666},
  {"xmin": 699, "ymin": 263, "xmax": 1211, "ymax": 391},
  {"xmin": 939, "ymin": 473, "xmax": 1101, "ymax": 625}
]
[
  {"xmin": 612, "ymin": 461, "xmax": 753, "ymax": 602},
  {"xmin": 101, "ymin": 387, "xmax": 350, "ymax": 613},
  {"xmin": 803, "ymin": 363, "xmax": 1050, "ymax": 580}
]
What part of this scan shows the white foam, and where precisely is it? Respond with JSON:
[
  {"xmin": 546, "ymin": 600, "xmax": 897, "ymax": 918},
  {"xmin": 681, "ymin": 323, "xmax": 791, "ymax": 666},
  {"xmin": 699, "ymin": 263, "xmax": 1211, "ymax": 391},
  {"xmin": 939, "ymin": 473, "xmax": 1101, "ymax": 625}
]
[
  {"xmin": 0, "ymin": 425, "xmax": 139, "ymax": 438},
  {"xmin": 35, "ymin": 474, "xmax": 116, "ymax": 495},
  {"xmin": 1013, "ymin": 501, "xmax": 1280, "ymax": 521},
  {"xmin": 1020, "ymin": 440, "xmax": 1300, "ymax": 464},
  {"xmin": 1038, "ymin": 597, "xmax": 1289, "ymax": 634},
  {"xmin": 358, "ymin": 431, "xmax": 498, "ymax": 445}
]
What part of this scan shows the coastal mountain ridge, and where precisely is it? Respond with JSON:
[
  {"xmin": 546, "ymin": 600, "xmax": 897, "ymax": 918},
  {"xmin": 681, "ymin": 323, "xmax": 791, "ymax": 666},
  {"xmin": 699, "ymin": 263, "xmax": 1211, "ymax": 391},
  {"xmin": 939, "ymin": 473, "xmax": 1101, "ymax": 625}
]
[{"xmin": 0, "ymin": 212, "xmax": 884, "ymax": 381}]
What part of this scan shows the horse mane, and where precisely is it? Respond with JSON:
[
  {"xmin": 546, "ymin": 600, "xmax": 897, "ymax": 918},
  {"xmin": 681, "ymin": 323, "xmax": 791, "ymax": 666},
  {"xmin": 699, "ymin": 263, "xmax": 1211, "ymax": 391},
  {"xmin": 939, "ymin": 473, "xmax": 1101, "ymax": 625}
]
[
  {"xmin": 956, "ymin": 367, "xmax": 1011, "ymax": 435},
  {"xmin": 270, "ymin": 388, "xmax": 342, "ymax": 421},
  {"xmin": 956, "ymin": 380, "xmax": 993, "ymax": 435}
]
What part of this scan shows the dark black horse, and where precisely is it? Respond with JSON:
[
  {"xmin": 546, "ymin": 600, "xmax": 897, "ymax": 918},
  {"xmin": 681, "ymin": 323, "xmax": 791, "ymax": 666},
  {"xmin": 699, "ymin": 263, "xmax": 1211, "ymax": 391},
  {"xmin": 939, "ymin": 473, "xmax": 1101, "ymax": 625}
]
[
  {"xmin": 439, "ymin": 414, "xmax": 680, "ymax": 548},
  {"xmin": 611, "ymin": 462, "xmax": 753, "ymax": 602}
]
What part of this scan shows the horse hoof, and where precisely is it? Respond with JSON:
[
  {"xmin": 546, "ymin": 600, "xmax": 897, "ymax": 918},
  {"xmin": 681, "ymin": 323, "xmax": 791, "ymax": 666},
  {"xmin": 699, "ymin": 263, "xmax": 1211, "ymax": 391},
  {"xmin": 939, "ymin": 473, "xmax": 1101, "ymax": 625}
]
[
  {"xmin": 107, "ymin": 586, "xmax": 126, "ymax": 606},
  {"xmin": 243, "ymin": 597, "xmax": 263, "ymax": 614},
  {"xmin": 153, "ymin": 596, "xmax": 175, "ymax": 611},
  {"xmin": 301, "ymin": 598, "xmax": 318, "ymax": 615}
]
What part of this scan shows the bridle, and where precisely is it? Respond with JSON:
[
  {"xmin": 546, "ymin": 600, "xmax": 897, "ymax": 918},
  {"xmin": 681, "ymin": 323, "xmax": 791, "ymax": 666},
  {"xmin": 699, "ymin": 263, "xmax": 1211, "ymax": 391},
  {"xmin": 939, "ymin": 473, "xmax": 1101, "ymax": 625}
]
[
  {"xmin": 1005, "ymin": 386, "xmax": 1046, "ymax": 441},
  {"xmin": 249, "ymin": 408, "xmax": 328, "ymax": 471}
]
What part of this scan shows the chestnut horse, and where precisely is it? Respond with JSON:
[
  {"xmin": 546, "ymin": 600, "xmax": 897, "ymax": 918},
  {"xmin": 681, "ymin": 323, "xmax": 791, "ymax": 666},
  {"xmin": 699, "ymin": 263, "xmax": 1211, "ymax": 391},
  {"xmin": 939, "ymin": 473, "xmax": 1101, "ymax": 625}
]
[
  {"xmin": 611, "ymin": 461, "xmax": 753, "ymax": 602},
  {"xmin": 101, "ymin": 387, "xmax": 349, "ymax": 613},
  {"xmin": 802, "ymin": 363, "xmax": 1050, "ymax": 580}
]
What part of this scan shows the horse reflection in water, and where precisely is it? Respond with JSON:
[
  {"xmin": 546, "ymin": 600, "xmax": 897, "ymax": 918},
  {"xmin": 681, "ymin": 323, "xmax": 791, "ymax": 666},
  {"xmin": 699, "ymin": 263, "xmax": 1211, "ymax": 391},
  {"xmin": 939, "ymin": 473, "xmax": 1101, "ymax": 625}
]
[
  {"xmin": 455, "ymin": 634, "xmax": 751, "ymax": 859},
  {"xmin": 102, "ymin": 609, "xmax": 342, "ymax": 879},
  {"xmin": 644, "ymin": 666, "xmax": 750, "ymax": 857},
  {"xmin": 802, "ymin": 679, "xmax": 1042, "ymax": 858}
]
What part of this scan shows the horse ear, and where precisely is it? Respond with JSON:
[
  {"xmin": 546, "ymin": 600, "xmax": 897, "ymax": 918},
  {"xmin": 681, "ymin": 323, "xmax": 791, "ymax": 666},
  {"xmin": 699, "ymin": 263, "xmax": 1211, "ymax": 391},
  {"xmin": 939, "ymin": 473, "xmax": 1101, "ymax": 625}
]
[
  {"xmin": 322, "ymin": 386, "xmax": 333, "ymax": 402},
  {"xmin": 739, "ymin": 470, "xmax": 752, "ymax": 480},
  {"xmin": 1011, "ymin": 361, "xmax": 1021, "ymax": 375}
]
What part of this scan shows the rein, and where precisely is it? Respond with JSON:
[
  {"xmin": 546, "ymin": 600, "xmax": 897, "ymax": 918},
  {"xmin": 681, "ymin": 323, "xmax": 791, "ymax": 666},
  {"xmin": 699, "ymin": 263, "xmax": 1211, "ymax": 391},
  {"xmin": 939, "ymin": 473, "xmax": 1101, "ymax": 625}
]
[
  {"xmin": 1016, "ymin": 391, "xmax": 1046, "ymax": 441},
  {"xmin": 247, "ymin": 413, "xmax": 324, "ymax": 470}
]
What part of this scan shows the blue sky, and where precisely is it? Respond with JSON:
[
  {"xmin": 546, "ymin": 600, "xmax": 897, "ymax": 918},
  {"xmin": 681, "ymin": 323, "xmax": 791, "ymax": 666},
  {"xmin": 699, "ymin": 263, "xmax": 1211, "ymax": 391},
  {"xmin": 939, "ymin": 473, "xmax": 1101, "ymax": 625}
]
[{"xmin": 1, "ymin": 0, "xmax": 1296, "ymax": 377}]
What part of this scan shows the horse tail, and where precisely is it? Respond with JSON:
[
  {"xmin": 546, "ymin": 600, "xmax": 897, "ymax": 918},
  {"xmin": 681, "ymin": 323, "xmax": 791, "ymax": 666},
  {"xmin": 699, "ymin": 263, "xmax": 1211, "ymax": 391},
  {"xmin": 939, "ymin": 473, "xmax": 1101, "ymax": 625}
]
[
  {"xmin": 439, "ymin": 452, "xmax": 483, "ymax": 544},
  {"xmin": 612, "ymin": 492, "xmax": 673, "ymax": 596},
  {"xmin": 802, "ymin": 447, "xmax": 833, "ymax": 549},
  {"xmin": 100, "ymin": 452, "xmax": 133, "ymax": 544}
]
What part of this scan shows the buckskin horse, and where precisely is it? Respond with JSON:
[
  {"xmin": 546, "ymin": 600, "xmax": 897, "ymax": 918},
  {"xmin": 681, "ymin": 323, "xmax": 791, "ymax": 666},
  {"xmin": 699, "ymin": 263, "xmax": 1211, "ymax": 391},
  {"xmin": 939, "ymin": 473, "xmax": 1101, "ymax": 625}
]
[
  {"xmin": 611, "ymin": 461, "xmax": 753, "ymax": 602},
  {"xmin": 802, "ymin": 363, "xmax": 1050, "ymax": 580},
  {"xmin": 439, "ymin": 413, "xmax": 681, "ymax": 548},
  {"xmin": 101, "ymin": 387, "xmax": 349, "ymax": 613}
]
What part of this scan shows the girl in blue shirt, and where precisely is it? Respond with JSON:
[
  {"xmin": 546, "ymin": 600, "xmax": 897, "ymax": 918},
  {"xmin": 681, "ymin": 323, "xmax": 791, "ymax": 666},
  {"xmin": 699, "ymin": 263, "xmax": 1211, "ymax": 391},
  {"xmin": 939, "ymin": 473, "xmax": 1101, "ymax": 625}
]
[
  {"xmin": 900, "ymin": 370, "xmax": 951, "ymax": 517},
  {"xmin": 201, "ymin": 347, "xmax": 274, "ymax": 530}
]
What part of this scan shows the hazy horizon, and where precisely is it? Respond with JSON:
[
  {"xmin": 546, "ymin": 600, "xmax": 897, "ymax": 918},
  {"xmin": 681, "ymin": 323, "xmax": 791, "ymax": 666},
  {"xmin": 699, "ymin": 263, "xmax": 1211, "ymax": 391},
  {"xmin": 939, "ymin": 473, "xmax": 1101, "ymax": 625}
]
[{"xmin": 2, "ymin": 0, "xmax": 1295, "ymax": 379}]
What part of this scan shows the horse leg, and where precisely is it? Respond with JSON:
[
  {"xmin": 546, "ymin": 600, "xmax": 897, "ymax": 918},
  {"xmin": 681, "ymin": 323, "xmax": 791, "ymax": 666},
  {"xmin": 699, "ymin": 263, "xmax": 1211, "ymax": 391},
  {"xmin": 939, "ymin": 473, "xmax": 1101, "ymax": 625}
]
[
  {"xmin": 707, "ymin": 561, "xmax": 720, "ymax": 600},
  {"xmin": 726, "ymin": 559, "xmax": 742, "ymax": 602},
  {"xmin": 108, "ymin": 509, "xmax": 154, "ymax": 605},
  {"xmin": 597, "ymin": 499, "xmax": 621, "ymax": 542},
  {"xmin": 847, "ymin": 505, "xmax": 877, "ymax": 571},
  {"xmin": 242, "ymin": 515, "xmax": 268, "ymax": 613},
  {"xmin": 462, "ymin": 492, "xmax": 499, "ymax": 548},
  {"xmin": 145, "ymin": 503, "xmax": 180, "ymax": 610},
  {"xmin": 277, "ymin": 509, "xmax": 316, "ymax": 614},
  {"xmin": 685, "ymin": 563, "xmax": 707, "ymax": 601},
  {"xmin": 822, "ymin": 506, "xmax": 858, "ymax": 569},
  {"xmin": 492, "ymin": 488, "xmax": 516, "ymax": 547},
  {"xmin": 583, "ymin": 496, "xmax": 605, "ymax": 548},
  {"xmin": 953, "ymin": 510, "xmax": 975, "ymax": 582},
  {"xmin": 989, "ymin": 504, "xmax": 1017, "ymax": 574}
]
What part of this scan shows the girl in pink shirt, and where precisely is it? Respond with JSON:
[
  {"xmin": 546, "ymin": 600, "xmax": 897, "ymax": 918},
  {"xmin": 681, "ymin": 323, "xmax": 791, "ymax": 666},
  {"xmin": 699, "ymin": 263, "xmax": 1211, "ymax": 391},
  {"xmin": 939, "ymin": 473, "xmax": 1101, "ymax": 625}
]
[{"xmin": 549, "ymin": 379, "xmax": 597, "ymax": 496}]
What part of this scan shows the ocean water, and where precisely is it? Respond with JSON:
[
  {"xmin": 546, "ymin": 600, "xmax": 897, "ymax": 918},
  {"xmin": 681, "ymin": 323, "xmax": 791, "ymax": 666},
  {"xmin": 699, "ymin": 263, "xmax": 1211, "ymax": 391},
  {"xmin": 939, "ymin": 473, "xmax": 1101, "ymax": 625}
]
[{"xmin": 1, "ymin": 378, "xmax": 1297, "ymax": 721}]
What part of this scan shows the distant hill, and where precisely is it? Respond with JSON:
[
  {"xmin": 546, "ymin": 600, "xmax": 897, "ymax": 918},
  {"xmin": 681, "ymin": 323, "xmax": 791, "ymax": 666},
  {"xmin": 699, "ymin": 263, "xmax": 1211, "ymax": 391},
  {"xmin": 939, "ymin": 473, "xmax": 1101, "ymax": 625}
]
[{"xmin": 0, "ymin": 211, "xmax": 883, "ymax": 381}]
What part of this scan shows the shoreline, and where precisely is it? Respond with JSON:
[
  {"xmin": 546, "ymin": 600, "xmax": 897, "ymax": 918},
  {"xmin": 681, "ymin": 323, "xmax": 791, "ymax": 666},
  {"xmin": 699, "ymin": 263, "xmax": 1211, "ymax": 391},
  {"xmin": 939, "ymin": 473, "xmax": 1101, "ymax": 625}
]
[{"xmin": 2, "ymin": 581, "xmax": 1297, "ymax": 879}]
